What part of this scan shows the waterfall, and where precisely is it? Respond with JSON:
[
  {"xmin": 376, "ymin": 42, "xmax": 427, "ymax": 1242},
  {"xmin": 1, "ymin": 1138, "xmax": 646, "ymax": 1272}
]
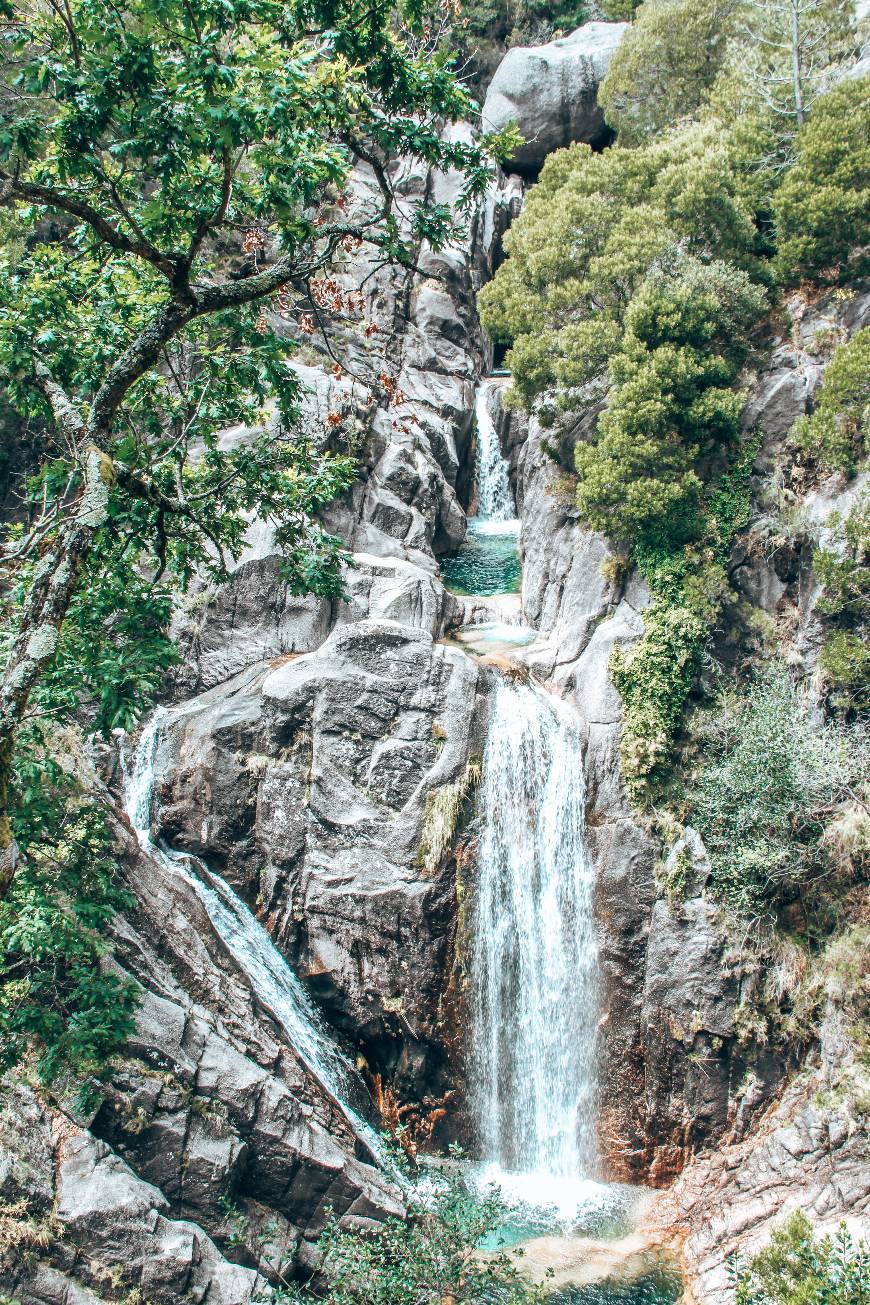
[
  {"xmin": 474, "ymin": 380, "xmax": 517, "ymax": 525},
  {"xmin": 124, "ymin": 708, "xmax": 388, "ymax": 1167},
  {"xmin": 470, "ymin": 680, "xmax": 599, "ymax": 1212}
]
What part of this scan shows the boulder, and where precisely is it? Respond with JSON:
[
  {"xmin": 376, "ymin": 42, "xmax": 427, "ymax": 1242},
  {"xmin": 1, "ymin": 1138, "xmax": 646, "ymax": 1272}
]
[
  {"xmin": 482, "ymin": 22, "xmax": 628, "ymax": 174},
  {"xmin": 151, "ymin": 620, "xmax": 487, "ymax": 1099}
]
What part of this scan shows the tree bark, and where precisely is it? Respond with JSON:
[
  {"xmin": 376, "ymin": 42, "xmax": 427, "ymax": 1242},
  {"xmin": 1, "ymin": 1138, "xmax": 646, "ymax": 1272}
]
[
  {"xmin": 790, "ymin": 0, "xmax": 806, "ymax": 127},
  {"xmin": 0, "ymin": 446, "xmax": 114, "ymax": 895}
]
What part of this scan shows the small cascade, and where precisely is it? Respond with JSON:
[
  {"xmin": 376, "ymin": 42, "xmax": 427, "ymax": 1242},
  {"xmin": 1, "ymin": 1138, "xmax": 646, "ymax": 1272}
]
[
  {"xmin": 474, "ymin": 381, "xmax": 516, "ymax": 523},
  {"xmin": 124, "ymin": 708, "xmax": 388, "ymax": 1167},
  {"xmin": 470, "ymin": 680, "xmax": 601, "ymax": 1218},
  {"xmin": 441, "ymin": 377, "xmax": 521, "ymax": 598}
]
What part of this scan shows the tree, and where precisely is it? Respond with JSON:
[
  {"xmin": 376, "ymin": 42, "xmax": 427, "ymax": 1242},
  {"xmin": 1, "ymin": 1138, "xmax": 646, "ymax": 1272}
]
[
  {"xmin": 0, "ymin": 0, "xmax": 513, "ymax": 896},
  {"xmin": 733, "ymin": 0, "xmax": 857, "ymax": 148},
  {"xmin": 574, "ymin": 256, "xmax": 766, "ymax": 547},
  {"xmin": 478, "ymin": 123, "xmax": 762, "ymax": 409},
  {"xmin": 732, "ymin": 1211, "xmax": 869, "ymax": 1303},
  {"xmin": 773, "ymin": 77, "xmax": 870, "ymax": 283},
  {"xmin": 599, "ymin": 0, "xmax": 742, "ymax": 145}
]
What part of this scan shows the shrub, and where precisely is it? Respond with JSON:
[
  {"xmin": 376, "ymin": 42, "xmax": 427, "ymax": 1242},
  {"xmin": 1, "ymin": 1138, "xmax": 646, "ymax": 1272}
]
[
  {"xmin": 791, "ymin": 329, "xmax": 870, "ymax": 475},
  {"xmin": 688, "ymin": 670, "xmax": 867, "ymax": 915},
  {"xmin": 774, "ymin": 77, "xmax": 870, "ymax": 285},
  {"xmin": 611, "ymin": 601, "xmax": 707, "ymax": 799},
  {"xmin": 574, "ymin": 257, "xmax": 766, "ymax": 548},
  {"xmin": 478, "ymin": 121, "xmax": 762, "ymax": 404},
  {"xmin": 814, "ymin": 498, "xmax": 869, "ymax": 713},
  {"xmin": 732, "ymin": 1211, "xmax": 869, "ymax": 1304},
  {"xmin": 599, "ymin": 0, "xmax": 740, "ymax": 144}
]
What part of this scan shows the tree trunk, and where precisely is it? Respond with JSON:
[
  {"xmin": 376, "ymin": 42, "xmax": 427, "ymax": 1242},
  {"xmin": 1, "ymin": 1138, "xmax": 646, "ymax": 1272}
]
[
  {"xmin": 790, "ymin": 0, "xmax": 806, "ymax": 127},
  {"xmin": 0, "ymin": 447, "xmax": 112, "ymax": 896}
]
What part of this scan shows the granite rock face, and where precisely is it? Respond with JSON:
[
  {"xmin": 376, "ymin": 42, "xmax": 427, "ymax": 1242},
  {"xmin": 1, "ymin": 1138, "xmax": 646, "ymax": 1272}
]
[
  {"xmin": 168, "ymin": 154, "xmax": 522, "ymax": 698},
  {"xmin": 150, "ymin": 620, "xmax": 486, "ymax": 1100},
  {"xmin": 0, "ymin": 804, "xmax": 402, "ymax": 1302},
  {"xmin": 645, "ymin": 1024, "xmax": 870, "ymax": 1303},
  {"xmin": 481, "ymin": 22, "xmax": 628, "ymax": 174}
]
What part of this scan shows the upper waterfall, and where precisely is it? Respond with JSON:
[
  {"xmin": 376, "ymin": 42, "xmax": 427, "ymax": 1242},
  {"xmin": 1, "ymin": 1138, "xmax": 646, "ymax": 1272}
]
[
  {"xmin": 441, "ymin": 378, "xmax": 521, "ymax": 598},
  {"xmin": 474, "ymin": 379, "xmax": 516, "ymax": 523},
  {"xmin": 470, "ymin": 680, "xmax": 599, "ymax": 1211}
]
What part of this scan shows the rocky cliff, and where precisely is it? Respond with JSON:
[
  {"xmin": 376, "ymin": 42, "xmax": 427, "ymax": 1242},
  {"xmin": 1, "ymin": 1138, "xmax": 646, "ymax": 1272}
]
[{"xmin": 1, "ymin": 19, "xmax": 867, "ymax": 1305}]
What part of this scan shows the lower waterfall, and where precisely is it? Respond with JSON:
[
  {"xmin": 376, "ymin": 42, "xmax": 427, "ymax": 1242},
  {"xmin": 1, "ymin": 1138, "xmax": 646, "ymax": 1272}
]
[
  {"xmin": 471, "ymin": 679, "xmax": 599, "ymax": 1214},
  {"xmin": 124, "ymin": 708, "xmax": 388, "ymax": 1167}
]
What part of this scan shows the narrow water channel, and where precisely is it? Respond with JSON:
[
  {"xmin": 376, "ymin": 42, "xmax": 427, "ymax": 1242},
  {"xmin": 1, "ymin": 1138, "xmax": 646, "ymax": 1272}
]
[{"xmin": 440, "ymin": 379, "xmax": 522, "ymax": 597}]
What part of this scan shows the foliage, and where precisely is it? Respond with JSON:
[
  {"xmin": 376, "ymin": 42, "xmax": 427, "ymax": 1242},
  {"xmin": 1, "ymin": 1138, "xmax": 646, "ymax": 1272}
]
[
  {"xmin": 813, "ymin": 498, "xmax": 869, "ymax": 713},
  {"xmin": 459, "ymin": 0, "xmax": 591, "ymax": 54},
  {"xmin": 0, "ymin": 735, "xmax": 137, "ymax": 1092},
  {"xmin": 574, "ymin": 256, "xmax": 766, "ymax": 547},
  {"xmin": 478, "ymin": 121, "xmax": 762, "ymax": 391},
  {"xmin": 598, "ymin": 0, "xmax": 642, "ymax": 16},
  {"xmin": 688, "ymin": 669, "xmax": 867, "ymax": 915},
  {"xmin": 791, "ymin": 328, "xmax": 870, "ymax": 475},
  {"xmin": 721, "ymin": 0, "xmax": 858, "ymax": 157},
  {"xmin": 599, "ymin": 0, "xmax": 741, "ymax": 145},
  {"xmin": 611, "ymin": 600, "xmax": 707, "ymax": 800},
  {"xmin": 608, "ymin": 433, "xmax": 760, "ymax": 799},
  {"xmin": 774, "ymin": 77, "xmax": 870, "ymax": 284},
  {"xmin": 418, "ymin": 761, "xmax": 481, "ymax": 876},
  {"xmin": 731, "ymin": 1212, "xmax": 870, "ymax": 1304},
  {"xmin": 0, "ymin": 0, "xmax": 512, "ymax": 1082},
  {"xmin": 225, "ymin": 1152, "xmax": 545, "ymax": 1304}
]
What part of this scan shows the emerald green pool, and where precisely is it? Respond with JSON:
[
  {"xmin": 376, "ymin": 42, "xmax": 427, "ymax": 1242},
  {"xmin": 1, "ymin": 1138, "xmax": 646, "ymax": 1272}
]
[
  {"xmin": 550, "ymin": 1263, "xmax": 683, "ymax": 1304},
  {"xmin": 440, "ymin": 519, "xmax": 521, "ymax": 596}
]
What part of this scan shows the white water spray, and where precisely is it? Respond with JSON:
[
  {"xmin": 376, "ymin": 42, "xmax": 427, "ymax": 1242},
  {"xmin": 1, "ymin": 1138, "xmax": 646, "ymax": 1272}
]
[
  {"xmin": 473, "ymin": 381, "xmax": 517, "ymax": 525},
  {"xmin": 124, "ymin": 708, "xmax": 387, "ymax": 1165},
  {"xmin": 471, "ymin": 681, "xmax": 600, "ymax": 1217}
]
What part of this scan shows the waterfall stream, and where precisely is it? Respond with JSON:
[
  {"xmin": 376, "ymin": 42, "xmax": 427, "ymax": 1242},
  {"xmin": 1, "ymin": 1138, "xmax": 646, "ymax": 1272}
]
[
  {"xmin": 441, "ymin": 379, "xmax": 521, "ymax": 598},
  {"xmin": 470, "ymin": 680, "xmax": 603, "ymax": 1222},
  {"xmin": 124, "ymin": 709, "xmax": 387, "ymax": 1167},
  {"xmin": 474, "ymin": 379, "xmax": 516, "ymax": 523}
]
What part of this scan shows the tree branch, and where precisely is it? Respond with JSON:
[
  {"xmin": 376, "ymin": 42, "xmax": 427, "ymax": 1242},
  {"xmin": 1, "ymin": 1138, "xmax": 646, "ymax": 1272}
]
[{"xmin": 1, "ymin": 174, "xmax": 180, "ymax": 282}]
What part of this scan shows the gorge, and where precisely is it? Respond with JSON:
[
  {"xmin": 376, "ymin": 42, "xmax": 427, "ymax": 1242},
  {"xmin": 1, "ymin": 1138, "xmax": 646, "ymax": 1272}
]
[{"xmin": 1, "ymin": 3, "xmax": 868, "ymax": 1303}]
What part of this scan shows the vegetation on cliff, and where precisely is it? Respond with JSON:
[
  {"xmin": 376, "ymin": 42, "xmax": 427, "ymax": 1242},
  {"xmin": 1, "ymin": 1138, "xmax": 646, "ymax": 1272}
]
[
  {"xmin": 0, "ymin": 0, "xmax": 514, "ymax": 1085},
  {"xmin": 480, "ymin": 0, "xmax": 870, "ymax": 1139},
  {"xmin": 732, "ymin": 1211, "xmax": 869, "ymax": 1304},
  {"xmin": 480, "ymin": 0, "xmax": 869, "ymax": 799}
]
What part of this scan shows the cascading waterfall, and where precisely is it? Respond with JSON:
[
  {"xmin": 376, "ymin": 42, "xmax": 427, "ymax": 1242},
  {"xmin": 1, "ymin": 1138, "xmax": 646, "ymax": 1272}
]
[
  {"xmin": 124, "ymin": 708, "xmax": 388, "ymax": 1167},
  {"xmin": 474, "ymin": 379, "xmax": 516, "ymax": 523},
  {"xmin": 471, "ymin": 680, "xmax": 600, "ymax": 1214},
  {"xmin": 441, "ymin": 378, "xmax": 522, "ymax": 600}
]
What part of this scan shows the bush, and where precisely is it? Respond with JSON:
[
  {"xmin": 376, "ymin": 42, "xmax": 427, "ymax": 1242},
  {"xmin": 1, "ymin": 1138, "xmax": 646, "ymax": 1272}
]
[
  {"xmin": 791, "ymin": 329, "xmax": 870, "ymax": 475},
  {"xmin": 814, "ymin": 498, "xmax": 869, "ymax": 713},
  {"xmin": 574, "ymin": 256, "xmax": 766, "ymax": 547},
  {"xmin": 688, "ymin": 670, "xmax": 867, "ymax": 916},
  {"xmin": 774, "ymin": 77, "xmax": 870, "ymax": 285},
  {"xmin": 227, "ymin": 1154, "xmax": 544, "ymax": 1304},
  {"xmin": 732, "ymin": 1211, "xmax": 869, "ymax": 1304},
  {"xmin": 599, "ymin": 0, "xmax": 739, "ymax": 144},
  {"xmin": 611, "ymin": 600, "xmax": 707, "ymax": 799}
]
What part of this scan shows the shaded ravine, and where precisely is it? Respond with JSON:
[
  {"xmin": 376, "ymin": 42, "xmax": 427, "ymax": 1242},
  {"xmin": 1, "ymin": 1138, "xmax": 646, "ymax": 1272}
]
[
  {"xmin": 441, "ymin": 378, "xmax": 521, "ymax": 598},
  {"xmin": 124, "ymin": 709, "xmax": 391, "ymax": 1170}
]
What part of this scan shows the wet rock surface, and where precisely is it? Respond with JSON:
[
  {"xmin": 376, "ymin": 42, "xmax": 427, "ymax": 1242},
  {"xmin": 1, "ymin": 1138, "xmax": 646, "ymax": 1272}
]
[{"xmin": 152, "ymin": 620, "xmax": 486, "ymax": 1099}]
